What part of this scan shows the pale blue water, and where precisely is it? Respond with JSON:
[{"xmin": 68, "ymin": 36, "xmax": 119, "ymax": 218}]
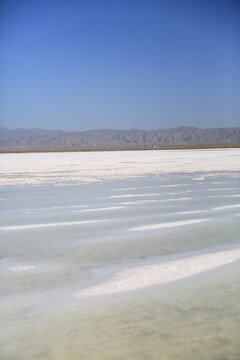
[{"xmin": 0, "ymin": 151, "xmax": 240, "ymax": 360}]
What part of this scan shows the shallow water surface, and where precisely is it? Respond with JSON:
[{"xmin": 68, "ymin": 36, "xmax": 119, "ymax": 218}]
[{"xmin": 0, "ymin": 149, "xmax": 240, "ymax": 359}]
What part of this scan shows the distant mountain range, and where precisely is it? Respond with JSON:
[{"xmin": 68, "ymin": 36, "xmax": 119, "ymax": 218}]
[{"xmin": 0, "ymin": 126, "xmax": 240, "ymax": 151}]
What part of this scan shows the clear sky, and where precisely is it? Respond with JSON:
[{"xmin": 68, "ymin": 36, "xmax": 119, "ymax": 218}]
[{"xmin": 0, "ymin": 0, "xmax": 239, "ymax": 131}]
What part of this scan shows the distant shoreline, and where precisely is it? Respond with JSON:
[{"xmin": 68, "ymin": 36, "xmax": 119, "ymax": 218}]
[{"xmin": 0, "ymin": 143, "xmax": 240, "ymax": 154}]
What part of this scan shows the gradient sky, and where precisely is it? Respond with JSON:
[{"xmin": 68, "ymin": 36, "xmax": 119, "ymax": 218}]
[{"xmin": 1, "ymin": 0, "xmax": 239, "ymax": 131}]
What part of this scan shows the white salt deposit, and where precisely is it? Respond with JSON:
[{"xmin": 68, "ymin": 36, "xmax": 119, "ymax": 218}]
[
  {"xmin": 193, "ymin": 177, "xmax": 205, "ymax": 181},
  {"xmin": 1, "ymin": 148, "xmax": 240, "ymax": 186},
  {"xmin": 176, "ymin": 210, "xmax": 209, "ymax": 215},
  {"xmin": 133, "ymin": 200, "xmax": 158, "ymax": 204},
  {"xmin": 208, "ymin": 195, "xmax": 240, "ymax": 198},
  {"xmin": 119, "ymin": 198, "xmax": 191, "ymax": 205},
  {"xmin": 0, "ymin": 219, "xmax": 107, "ymax": 231},
  {"xmin": 112, "ymin": 188, "xmax": 136, "ymax": 191},
  {"xmin": 75, "ymin": 247, "xmax": 240, "ymax": 298},
  {"xmin": 160, "ymin": 197, "xmax": 192, "ymax": 201},
  {"xmin": 119, "ymin": 200, "xmax": 157, "ymax": 205},
  {"xmin": 211, "ymin": 182, "xmax": 230, "ymax": 184},
  {"xmin": 21, "ymin": 204, "xmax": 87, "ymax": 212},
  {"xmin": 129, "ymin": 218, "xmax": 209, "ymax": 232},
  {"xmin": 213, "ymin": 204, "xmax": 240, "ymax": 211},
  {"xmin": 109, "ymin": 193, "xmax": 159, "ymax": 198},
  {"xmin": 207, "ymin": 188, "xmax": 238, "ymax": 191},
  {"xmin": 9, "ymin": 265, "xmax": 36, "ymax": 272},
  {"xmin": 158, "ymin": 184, "xmax": 188, "ymax": 188},
  {"xmin": 78, "ymin": 206, "xmax": 124, "ymax": 212}
]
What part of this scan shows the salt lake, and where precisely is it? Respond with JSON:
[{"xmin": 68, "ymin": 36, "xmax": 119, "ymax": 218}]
[{"xmin": 0, "ymin": 149, "xmax": 240, "ymax": 360}]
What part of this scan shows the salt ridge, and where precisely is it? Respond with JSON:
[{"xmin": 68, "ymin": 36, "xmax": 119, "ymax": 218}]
[{"xmin": 75, "ymin": 246, "xmax": 240, "ymax": 298}]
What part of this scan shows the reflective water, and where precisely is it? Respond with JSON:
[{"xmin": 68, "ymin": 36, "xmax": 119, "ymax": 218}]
[{"xmin": 0, "ymin": 149, "xmax": 240, "ymax": 359}]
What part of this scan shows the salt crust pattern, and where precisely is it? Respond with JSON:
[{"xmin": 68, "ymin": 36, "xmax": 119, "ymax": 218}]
[{"xmin": 1, "ymin": 149, "xmax": 240, "ymax": 186}]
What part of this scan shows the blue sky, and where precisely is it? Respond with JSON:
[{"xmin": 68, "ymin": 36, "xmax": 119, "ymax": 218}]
[{"xmin": 1, "ymin": 0, "xmax": 239, "ymax": 131}]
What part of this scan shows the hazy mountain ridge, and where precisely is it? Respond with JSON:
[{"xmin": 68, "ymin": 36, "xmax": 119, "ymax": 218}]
[{"xmin": 0, "ymin": 126, "xmax": 239, "ymax": 150}]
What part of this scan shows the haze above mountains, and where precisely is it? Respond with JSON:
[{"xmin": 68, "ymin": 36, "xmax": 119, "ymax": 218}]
[{"xmin": 0, "ymin": 126, "xmax": 239, "ymax": 151}]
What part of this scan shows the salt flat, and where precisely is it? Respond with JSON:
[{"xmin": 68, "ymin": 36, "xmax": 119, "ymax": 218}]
[
  {"xmin": 1, "ymin": 148, "xmax": 240, "ymax": 186},
  {"xmin": 0, "ymin": 149, "xmax": 240, "ymax": 360}
]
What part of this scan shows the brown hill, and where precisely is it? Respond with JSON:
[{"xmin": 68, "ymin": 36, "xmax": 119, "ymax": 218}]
[{"xmin": 0, "ymin": 126, "xmax": 240, "ymax": 150}]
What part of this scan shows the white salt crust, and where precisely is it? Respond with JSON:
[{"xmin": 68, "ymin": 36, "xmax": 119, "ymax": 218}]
[
  {"xmin": 1, "ymin": 149, "xmax": 240, "ymax": 186},
  {"xmin": 75, "ymin": 246, "xmax": 240, "ymax": 298}
]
